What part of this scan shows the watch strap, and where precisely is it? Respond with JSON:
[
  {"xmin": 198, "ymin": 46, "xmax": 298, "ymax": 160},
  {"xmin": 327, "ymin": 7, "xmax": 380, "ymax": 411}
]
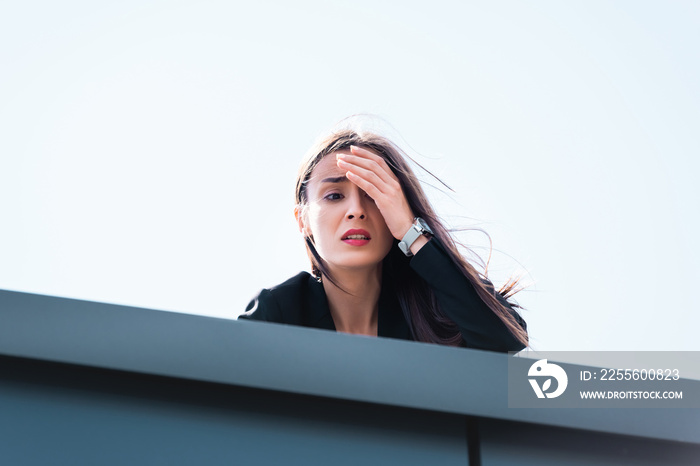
[
  {"xmin": 398, "ymin": 225, "xmax": 420, "ymax": 256},
  {"xmin": 398, "ymin": 218, "xmax": 431, "ymax": 256}
]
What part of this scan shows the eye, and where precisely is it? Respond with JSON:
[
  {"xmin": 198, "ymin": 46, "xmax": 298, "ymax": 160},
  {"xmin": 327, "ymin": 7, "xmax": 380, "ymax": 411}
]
[{"xmin": 324, "ymin": 192, "xmax": 343, "ymax": 201}]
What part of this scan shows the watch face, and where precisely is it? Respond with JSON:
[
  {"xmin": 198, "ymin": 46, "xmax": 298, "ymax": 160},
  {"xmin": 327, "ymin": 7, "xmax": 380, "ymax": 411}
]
[{"xmin": 417, "ymin": 218, "xmax": 433, "ymax": 235}]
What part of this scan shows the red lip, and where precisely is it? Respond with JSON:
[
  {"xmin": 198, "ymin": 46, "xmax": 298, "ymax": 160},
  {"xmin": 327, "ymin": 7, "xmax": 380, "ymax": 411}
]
[{"xmin": 342, "ymin": 229, "xmax": 371, "ymax": 246}]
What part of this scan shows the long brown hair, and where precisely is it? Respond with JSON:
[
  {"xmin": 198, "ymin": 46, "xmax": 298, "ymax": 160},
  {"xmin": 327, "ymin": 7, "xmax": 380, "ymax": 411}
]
[{"xmin": 295, "ymin": 129, "xmax": 528, "ymax": 348}]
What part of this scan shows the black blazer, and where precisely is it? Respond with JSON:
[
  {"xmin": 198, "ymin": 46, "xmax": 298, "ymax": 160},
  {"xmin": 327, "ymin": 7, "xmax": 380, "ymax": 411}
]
[{"xmin": 240, "ymin": 238, "xmax": 527, "ymax": 352}]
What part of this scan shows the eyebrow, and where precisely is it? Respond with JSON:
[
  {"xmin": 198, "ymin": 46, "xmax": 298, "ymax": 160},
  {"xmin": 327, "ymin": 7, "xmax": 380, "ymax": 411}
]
[{"xmin": 320, "ymin": 176, "xmax": 349, "ymax": 184}]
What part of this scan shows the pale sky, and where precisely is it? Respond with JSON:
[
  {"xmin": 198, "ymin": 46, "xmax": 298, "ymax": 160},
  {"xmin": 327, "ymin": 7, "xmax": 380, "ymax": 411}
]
[{"xmin": 2, "ymin": 1, "xmax": 699, "ymax": 353}]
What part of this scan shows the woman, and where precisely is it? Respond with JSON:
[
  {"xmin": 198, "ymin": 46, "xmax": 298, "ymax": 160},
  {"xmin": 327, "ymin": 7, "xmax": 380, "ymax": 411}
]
[{"xmin": 240, "ymin": 128, "xmax": 528, "ymax": 352}]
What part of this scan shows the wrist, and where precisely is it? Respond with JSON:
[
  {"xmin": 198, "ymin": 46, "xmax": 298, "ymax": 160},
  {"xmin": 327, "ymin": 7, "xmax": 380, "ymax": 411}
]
[
  {"xmin": 409, "ymin": 235, "xmax": 429, "ymax": 256},
  {"xmin": 396, "ymin": 218, "xmax": 415, "ymax": 241}
]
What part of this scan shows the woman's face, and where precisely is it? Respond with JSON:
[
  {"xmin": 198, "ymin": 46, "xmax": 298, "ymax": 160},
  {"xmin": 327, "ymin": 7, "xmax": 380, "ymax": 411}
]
[{"xmin": 299, "ymin": 150, "xmax": 394, "ymax": 273}]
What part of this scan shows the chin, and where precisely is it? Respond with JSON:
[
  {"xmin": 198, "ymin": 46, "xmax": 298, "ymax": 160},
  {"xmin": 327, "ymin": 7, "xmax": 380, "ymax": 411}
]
[{"xmin": 331, "ymin": 253, "xmax": 385, "ymax": 271}]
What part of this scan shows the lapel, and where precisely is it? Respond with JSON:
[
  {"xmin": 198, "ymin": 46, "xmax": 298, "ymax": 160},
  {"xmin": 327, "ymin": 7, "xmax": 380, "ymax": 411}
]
[
  {"xmin": 377, "ymin": 278, "xmax": 412, "ymax": 340},
  {"xmin": 306, "ymin": 275, "xmax": 336, "ymax": 330}
]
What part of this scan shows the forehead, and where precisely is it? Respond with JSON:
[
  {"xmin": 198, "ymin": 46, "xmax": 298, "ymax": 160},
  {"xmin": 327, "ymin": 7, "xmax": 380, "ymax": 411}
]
[{"xmin": 307, "ymin": 150, "xmax": 351, "ymax": 185}]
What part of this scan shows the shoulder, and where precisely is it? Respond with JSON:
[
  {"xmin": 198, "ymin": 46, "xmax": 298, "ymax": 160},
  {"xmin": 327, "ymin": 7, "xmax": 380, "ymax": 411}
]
[
  {"xmin": 268, "ymin": 271, "xmax": 313, "ymax": 295},
  {"xmin": 238, "ymin": 272, "xmax": 314, "ymax": 323}
]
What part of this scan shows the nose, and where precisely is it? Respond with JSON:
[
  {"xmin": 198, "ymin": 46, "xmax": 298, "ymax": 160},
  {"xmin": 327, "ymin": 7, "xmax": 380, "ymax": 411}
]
[{"xmin": 346, "ymin": 189, "xmax": 367, "ymax": 220}]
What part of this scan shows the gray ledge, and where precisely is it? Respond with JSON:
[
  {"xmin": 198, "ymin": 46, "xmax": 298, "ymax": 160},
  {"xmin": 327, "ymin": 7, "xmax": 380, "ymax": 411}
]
[{"xmin": 1, "ymin": 289, "xmax": 698, "ymax": 444}]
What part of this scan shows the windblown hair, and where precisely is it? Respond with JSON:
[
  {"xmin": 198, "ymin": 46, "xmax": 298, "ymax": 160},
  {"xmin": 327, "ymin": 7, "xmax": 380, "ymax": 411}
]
[{"xmin": 295, "ymin": 129, "xmax": 528, "ymax": 348}]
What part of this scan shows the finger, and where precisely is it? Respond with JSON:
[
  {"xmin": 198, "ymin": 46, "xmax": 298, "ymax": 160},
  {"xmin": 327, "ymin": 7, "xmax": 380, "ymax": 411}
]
[
  {"xmin": 349, "ymin": 146, "xmax": 398, "ymax": 179},
  {"xmin": 345, "ymin": 170, "xmax": 384, "ymax": 201},
  {"xmin": 339, "ymin": 157, "xmax": 406, "ymax": 207},
  {"xmin": 337, "ymin": 152, "xmax": 396, "ymax": 187},
  {"xmin": 338, "ymin": 159, "xmax": 388, "ymax": 195}
]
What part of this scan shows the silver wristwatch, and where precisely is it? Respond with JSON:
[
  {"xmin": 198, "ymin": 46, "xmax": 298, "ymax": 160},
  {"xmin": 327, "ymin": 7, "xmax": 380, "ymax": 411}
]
[{"xmin": 398, "ymin": 217, "xmax": 433, "ymax": 256}]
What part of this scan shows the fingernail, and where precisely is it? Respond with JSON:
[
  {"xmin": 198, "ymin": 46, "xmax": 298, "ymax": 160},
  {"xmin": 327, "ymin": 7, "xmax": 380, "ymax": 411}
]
[{"xmin": 337, "ymin": 153, "xmax": 346, "ymax": 159}]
